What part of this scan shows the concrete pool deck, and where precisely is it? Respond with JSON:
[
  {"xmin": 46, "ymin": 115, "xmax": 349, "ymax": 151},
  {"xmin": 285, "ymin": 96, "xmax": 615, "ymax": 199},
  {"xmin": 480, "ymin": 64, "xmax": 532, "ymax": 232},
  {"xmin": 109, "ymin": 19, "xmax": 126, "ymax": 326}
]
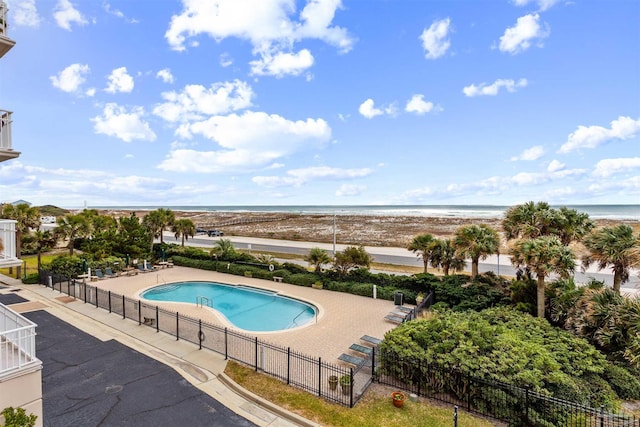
[{"xmin": 75, "ymin": 266, "xmax": 403, "ymax": 362}]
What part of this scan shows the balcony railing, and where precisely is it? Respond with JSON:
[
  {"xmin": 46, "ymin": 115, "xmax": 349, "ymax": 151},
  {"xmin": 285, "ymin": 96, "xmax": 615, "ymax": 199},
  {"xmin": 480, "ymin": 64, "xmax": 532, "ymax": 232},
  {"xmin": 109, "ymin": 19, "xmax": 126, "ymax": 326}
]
[
  {"xmin": 0, "ymin": 110, "xmax": 12, "ymax": 150},
  {"xmin": 0, "ymin": 1, "xmax": 7, "ymax": 37},
  {"xmin": 0, "ymin": 303, "xmax": 39, "ymax": 377},
  {"xmin": 0, "ymin": 219, "xmax": 20, "ymax": 268}
]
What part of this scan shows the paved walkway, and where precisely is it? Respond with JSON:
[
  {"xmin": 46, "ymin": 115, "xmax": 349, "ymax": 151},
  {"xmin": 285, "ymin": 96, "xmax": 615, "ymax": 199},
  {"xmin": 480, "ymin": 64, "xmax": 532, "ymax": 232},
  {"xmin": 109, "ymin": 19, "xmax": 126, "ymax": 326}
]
[{"xmin": 1, "ymin": 275, "xmax": 328, "ymax": 427}]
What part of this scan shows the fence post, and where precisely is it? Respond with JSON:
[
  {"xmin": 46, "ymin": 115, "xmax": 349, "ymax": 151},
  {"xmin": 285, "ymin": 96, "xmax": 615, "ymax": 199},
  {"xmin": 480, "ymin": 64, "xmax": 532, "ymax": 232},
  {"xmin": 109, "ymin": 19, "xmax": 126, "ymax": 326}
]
[
  {"xmin": 525, "ymin": 387, "xmax": 529, "ymax": 422},
  {"xmin": 199, "ymin": 319, "xmax": 203, "ymax": 350},
  {"xmin": 417, "ymin": 358, "xmax": 421, "ymax": 396},
  {"xmin": 156, "ymin": 306, "xmax": 159, "ymax": 333},
  {"xmin": 84, "ymin": 283, "xmax": 87, "ymax": 303},
  {"xmin": 122, "ymin": 295, "xmax": 126, "ymax": 319},
  {"xmin": 95, "ymin": 286, "xmax": 98, "ymax": 308},
  {"xmin": 108, "ymin": 291, "xmax": 112, "ymax": 313},
  {"xmin": 349, "ymin": 367, "xmax": 354, "ymax": 408},
  {"xmin": 255, "ymin": 337, "xmax": 258, "ymax": 372},
  {"xmin": 176, "ymin": 312, "xmax": 179, "ymax": 341},
  {"xmin": 600, "ymin": 405, "xmax": 604, "ymax": 427},
  {"xmin": 224, "ymin": 327, "xmax": 228, "ymax": 359},
  {"xmin": 287, "ymin": 347, "xmax": 291, "ymax": 385},
  {"xmin": 453, "ymin": 405, "xmax": 458, "ymax": 427},
  {"xmin": 318, "ymin": 357, "xmax": 322, "ymax": 397},
  {"xmin": 138, "ymin": 302, "xmax": 141, "ymax": 325},
  {"xmin": 372, "ymin": 347, "xmax": 376, "ymax": 384}
]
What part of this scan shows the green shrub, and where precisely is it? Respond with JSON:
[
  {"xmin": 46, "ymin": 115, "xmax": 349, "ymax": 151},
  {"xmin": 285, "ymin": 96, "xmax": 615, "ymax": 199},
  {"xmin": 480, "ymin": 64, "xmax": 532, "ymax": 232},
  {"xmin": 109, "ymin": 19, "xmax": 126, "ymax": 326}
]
[
  {"xmin": 603, "ymin": 363, "xmax": 640, "ymax": 399},
  {"xmin": 1, "ymin": 407, "xmax": 37, "ymax": 427},
  {"xmin": 21, "ymin": 273, "xmax": 39, "ymax": 284}
]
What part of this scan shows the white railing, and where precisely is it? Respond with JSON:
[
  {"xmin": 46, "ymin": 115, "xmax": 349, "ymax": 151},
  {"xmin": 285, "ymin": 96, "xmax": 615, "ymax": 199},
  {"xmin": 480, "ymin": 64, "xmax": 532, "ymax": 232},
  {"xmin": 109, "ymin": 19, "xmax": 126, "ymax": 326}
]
[
  {"xmin": 0, "ymin": 110, "xmax": 12, "ymax": 151},
  {"xmin": 0, "ymin": 219, "xmax": 17, "ymax": 263},
  {"xmin": 0, "ymin": 1, "xmax": 8, "ymax": 37},
  {"xmin": 0, "ymin": 303, "xmax": 38, "ymax": 375}
]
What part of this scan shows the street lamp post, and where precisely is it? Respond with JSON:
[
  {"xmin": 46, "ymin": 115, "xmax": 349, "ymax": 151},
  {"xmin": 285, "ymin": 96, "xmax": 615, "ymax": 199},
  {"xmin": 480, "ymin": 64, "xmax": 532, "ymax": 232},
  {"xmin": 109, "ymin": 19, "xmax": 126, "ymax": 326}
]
[{"xmin": 332, "ymin": 213, "xmax": 336, "ymax": 259}]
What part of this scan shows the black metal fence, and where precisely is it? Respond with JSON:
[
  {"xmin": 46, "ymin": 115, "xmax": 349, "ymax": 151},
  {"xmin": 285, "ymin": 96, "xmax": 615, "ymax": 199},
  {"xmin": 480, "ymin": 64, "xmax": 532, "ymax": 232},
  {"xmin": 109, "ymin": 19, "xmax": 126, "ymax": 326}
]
[
  {"xmin": 375, "ymin": 349, "xmax": 639, "ymax": 427},
  {"xmin": 39, "ymin": 271, "xmax": 372, "ymax": 407}
]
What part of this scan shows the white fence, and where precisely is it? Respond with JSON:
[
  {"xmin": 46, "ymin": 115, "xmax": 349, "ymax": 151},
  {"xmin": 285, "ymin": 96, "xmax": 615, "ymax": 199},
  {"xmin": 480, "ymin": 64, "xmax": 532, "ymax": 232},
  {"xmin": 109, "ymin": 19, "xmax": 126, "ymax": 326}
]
[{"xmin": 0, "ymin": 303, "xmax": 38, "ymax": 376}]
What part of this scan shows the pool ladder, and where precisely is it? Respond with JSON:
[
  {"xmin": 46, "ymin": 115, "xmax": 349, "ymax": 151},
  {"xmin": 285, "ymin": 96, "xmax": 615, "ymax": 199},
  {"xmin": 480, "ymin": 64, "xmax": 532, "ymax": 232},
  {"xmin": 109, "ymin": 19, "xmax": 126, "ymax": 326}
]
[{"xmin": 196, "ymin": 296, "xmax": 212, "ymax": 308}]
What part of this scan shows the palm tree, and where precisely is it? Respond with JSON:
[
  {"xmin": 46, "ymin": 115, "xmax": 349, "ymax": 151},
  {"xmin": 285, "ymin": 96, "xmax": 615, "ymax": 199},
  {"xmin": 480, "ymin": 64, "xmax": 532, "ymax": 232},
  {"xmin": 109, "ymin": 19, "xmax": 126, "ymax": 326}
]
[
  {"xmin": 158, "ymin": 208, "xmax": 175, "ymax": 244},
  {"xmin": 54, "ymin": 214, "xmax": 90, "ymax": 256},
  {"xmin": 502, "ymin": 201, "xmax": 593, "ymax": 245},
  {"xmin": 430, "ymin": 238, "xmax": 465, "ymax": 276},
  {"xmin": 453, "ymin": 224, "xmax": 499, "ymax": 280},
  {"xmin": 143, "ymin": 210, "xmax": 165, "ymax": 247},
  {"xmin": 305, "ymin": 247, "xmax": 332, "ymax": 273},
  {"xmin": 408, "ymin": 233, "xmax": 436, "ymax": 273},
  {"xmin": 1, "ymin": 203, "xmax": 41, "ymax": 277},
  {"xmin": 171, "ymin": 218, "xmax": 195, "ymax": 246},
  {"xmin": 582, "ymin": 224, "xmax": 640, "ymax": 294},
  {"xmin": 31, "ymin": 230, "xmax": 57, "ymax": 270},
  {"xmin": 502, "ymin": 201, "xmax": 556, "ymax": 240},
  {"xmin": 510, "ymin": 235, "xmax": 575, "ymax": 318},
  {"xmin": 211, "ymin": 238, "xmax": 236, "ymax": 259}
]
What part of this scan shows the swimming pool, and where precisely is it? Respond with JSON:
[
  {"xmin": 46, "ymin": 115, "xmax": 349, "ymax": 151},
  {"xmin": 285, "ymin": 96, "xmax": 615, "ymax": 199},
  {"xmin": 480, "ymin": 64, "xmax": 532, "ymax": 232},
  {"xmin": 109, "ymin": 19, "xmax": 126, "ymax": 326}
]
[{"xmin": 141, "ymin": 281, "xmax": 317, "ymax": 332}]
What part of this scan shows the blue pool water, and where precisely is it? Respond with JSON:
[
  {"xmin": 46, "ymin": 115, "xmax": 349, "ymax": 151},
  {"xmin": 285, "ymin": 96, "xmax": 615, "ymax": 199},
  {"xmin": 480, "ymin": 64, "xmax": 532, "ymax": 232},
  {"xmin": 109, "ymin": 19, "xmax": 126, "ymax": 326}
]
[{"xmin": 141, "ymin": 281, "xmax": 317, "ymax": 332}]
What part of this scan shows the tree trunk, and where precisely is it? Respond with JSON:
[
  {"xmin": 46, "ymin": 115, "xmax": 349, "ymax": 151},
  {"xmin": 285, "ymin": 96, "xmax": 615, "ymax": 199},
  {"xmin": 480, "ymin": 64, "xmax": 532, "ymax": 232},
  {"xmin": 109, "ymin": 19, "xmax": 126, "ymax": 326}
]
[
  {"xmin": 471, "ymin": 257, "xmax": 479, "ymax": 279},
  {"xmin": 537, "ymin": 274, "xmax": 546, "ymax": 318},
  {"xmin": 423, "ymin": 257, "xmax": 428, "ymax": 273},
  {"xmin": 613, "ymin": 270, "xmax": 621, "ymax": 295}
]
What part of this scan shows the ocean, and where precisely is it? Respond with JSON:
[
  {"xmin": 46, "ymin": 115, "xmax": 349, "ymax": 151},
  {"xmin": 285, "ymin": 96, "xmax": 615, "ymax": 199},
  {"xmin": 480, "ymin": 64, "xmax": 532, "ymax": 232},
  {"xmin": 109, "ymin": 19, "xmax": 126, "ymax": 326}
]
[{"xmin": 88, "ymin": 205, "xmax": 640, "ymax": 220}]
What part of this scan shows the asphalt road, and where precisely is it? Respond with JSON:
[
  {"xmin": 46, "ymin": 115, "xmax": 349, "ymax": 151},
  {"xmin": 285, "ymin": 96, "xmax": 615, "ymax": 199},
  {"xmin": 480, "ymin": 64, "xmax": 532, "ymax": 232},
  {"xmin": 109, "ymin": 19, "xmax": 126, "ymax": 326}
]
[{"xmin": 161, "ymin": 233, "xmax": 639, "ymax": 293}]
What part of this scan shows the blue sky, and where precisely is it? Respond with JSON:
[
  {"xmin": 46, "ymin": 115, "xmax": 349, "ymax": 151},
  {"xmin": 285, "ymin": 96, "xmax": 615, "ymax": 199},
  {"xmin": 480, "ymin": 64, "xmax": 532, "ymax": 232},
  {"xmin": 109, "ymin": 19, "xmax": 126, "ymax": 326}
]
[{"xmin": 1, "ymin": 0, "xmax": 639, "ymax": 208}]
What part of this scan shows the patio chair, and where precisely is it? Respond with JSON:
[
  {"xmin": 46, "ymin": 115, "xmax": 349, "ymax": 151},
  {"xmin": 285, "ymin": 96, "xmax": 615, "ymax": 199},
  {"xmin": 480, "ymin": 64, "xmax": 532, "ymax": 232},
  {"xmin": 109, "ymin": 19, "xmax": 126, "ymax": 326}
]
[
  {"xmin": 94, "ymin": 269, "xmax": 107, "ymax": 280},
  {"xmin": 104, "ymin": 267, "xmax": 117, "ymax": 277},
  {"xmin": 360, "ymin": 335, "xmax": 382, "ymax": 346},
  {"xmin": 137, "ymin": 264, "xmax": 150, "ymax": 273}
]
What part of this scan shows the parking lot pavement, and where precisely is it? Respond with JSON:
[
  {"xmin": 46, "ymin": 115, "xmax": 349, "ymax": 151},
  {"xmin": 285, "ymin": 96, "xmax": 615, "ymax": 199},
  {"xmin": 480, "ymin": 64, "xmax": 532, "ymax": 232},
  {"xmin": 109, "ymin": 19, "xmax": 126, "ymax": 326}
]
[{"xmin": 24, "ymin": 310, "xmax": 257, "ymax": 427}]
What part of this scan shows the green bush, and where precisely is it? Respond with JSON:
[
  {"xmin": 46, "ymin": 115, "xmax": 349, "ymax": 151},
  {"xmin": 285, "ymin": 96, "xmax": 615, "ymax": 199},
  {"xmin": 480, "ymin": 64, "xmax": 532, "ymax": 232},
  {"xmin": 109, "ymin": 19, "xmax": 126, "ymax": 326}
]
[
  {"xmin": 430, "ymin": 274, "xmax": 510, "ymax": 312},
  {"xmin": 1, "ymin": 407, "xmax": 37, "ymax": 427},
  {"xmin": 603, "ymin": 363, "xmax": 640, "ymax": 399},
  {"xmin": 22, "ymin": 273, "xmax": 39, "ymax": 284}
]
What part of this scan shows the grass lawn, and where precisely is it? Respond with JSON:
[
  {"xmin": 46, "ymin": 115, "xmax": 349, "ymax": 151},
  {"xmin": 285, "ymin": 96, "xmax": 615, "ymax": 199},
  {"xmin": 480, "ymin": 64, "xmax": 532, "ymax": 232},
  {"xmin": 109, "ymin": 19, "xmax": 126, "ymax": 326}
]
[
  {"xmin": 0, "ymin": 253, "xmax": 59, "ymax": 277},
  {"xmin": 224, "ymin": 361, "xmax": 498, "ymax": 427}
]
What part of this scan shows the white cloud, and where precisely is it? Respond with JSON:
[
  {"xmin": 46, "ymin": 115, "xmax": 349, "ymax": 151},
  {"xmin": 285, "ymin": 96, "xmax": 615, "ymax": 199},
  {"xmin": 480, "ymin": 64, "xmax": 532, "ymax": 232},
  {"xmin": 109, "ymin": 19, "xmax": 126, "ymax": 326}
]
[
  {"xmin": 419, "ymin": 18, "xmax": 451, "ymax": 59},
  {"xmin": 253, "ymin": 166, "xmax": 372, "ymax": 188},
  {"xmin": 510, "ymin": 145, "xmax": 544, "ymax": 161},
  {"xmin": 593, "ymin": 158, "xmax": 640, "ymax": 177},
  {"xmin": 498, "ymin": 14, "xmax": 549, "ymax": 54},
  {"xmin": 463, "ymin": 78, "xmax": 528, "ymax": 97},
  {"xmin": 50, "ymin": 63, "xmax": 90, "ymax": 93},
  {"xmin": 53, "ymin": 0, "xmax": 88, "ymax": 31},
  {"xmin": 12, "ymin": 0, "xmax": 41, "ymax": 27},
  {"xmin": 103, "ymin": 2, "xmax": 138, "ymax": 23},
  {"xmin": 159, "ymin": 111, "xmax": 331, "ymax": 173},
  {"xmin": 405, "ymin": 94, "xmax": 439, "ymax": 115},
  {"xmin": 164, "ymin": 0, "xmax": 354, "ymax": 75},
  {"xmin": 85, "ymin": 88, "xmax": 96, "ymax": 97},
  {"xmin": 220, "ymin": 53, "xmax": 233, "ymax": 68},
  {"xmin": 250, "ymin": 49, "xmax": 314, "ymax": 77},
  {"xmin": 105, "ymin": 67, "xmax": 134, "ymax": 93},
  {"xmin": 91, "ymin": 103, "xmax": 156, "ymax": 142},
  {"xmin": 513, "ymin": 0, "xmax": 560, "ymax": 12},
  {"xmin": 547, "ymin": 160, "xmax": 564, "ymax": 172},
  {"xmin": 358, "ymin": 99, "xmax": 383, "ymax": 119},
  {"xmin": 336, "ymin": 184, "xmax": 366, "ymax": 197},
  {"xmin": 156, "ymin": 68, "xmax": 174, "ymax": 84},
  {"xmin": 559, "ymin": 116, "xmax": 640, "ymax": 153},
  {"xmin": 153, "ymin": 80, "xmax": 254, "ymax": 123}
]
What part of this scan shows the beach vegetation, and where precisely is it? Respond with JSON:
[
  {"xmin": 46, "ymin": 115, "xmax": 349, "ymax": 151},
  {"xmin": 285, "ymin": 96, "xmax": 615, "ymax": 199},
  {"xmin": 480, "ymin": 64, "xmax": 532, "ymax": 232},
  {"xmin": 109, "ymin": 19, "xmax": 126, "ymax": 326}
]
[
  {"xmin": 210, "ymin": 238, "xmax": 236, "ymax": 259},
  {"xmin": 143, "ymin": 208, "xmax": 175, "ymax": 245},
  {"xmin": 333, "ymin": 245, "xmax": 373, "ymax": 274},
  {"xmin": 53, "ymin": 213, "xmax": 90, "ymax": 256},
  {"xmin": 171, "ymin": 218, "xmax": 195, "ymax": 246},
  {"xmin": 407, "ymin": 233, "xmax": 437, "ymax": 273},
  {"xmin": 510, "ymin": 236, "xmax": 575, "ymax": 318},
  {"xmin": 429, "ymin": 238, "xmax": 465, "ymax": 275},
  {"xmin": 380, "ymin": 307, "xmax": 627, "ymax": 410},
  {"xmin": 304, "ymin": 247, "xmax": 332, "ymax": 273},
  {"xmin": 582, "ymin": 224, "xmax": 640, "ymax": 295},
  {"xmin": 453, "ymin": 224, "xmax": 500, "ymax": 279}
]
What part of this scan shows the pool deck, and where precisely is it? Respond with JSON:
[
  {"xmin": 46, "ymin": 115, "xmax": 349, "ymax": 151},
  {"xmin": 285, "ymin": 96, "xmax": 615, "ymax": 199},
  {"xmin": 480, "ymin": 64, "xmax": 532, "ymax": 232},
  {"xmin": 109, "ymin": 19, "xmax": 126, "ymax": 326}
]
[{"xmin": 82, "ymin": 266, "xmax": 404, "ymax": 362}]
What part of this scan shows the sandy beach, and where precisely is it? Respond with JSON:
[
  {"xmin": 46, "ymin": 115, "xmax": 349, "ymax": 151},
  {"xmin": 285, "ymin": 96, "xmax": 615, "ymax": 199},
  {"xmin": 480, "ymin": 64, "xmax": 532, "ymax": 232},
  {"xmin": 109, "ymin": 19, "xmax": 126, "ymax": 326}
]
[{"xmin": 100, "ymin": 209, "xmax": 639, "ymax": 250}]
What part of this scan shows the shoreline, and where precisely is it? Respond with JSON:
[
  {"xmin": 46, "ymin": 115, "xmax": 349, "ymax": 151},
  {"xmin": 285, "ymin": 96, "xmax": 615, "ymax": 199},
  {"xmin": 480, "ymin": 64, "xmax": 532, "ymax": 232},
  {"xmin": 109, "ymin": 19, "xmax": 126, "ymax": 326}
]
[{"xmin": 100, "ymin": 209, "xmax": 639, "ymax": 249}]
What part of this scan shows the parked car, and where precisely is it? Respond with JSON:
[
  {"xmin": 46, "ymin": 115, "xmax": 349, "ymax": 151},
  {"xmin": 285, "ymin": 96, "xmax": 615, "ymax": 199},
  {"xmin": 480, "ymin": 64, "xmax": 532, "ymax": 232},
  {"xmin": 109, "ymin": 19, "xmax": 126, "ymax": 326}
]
[
  {"xmin": 208, "ymin": 230, "xmax": 224, "ymax": 237},
  {"xmin": 195, "ymin": 227, "xmax": 207, "ymax": 234}
]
